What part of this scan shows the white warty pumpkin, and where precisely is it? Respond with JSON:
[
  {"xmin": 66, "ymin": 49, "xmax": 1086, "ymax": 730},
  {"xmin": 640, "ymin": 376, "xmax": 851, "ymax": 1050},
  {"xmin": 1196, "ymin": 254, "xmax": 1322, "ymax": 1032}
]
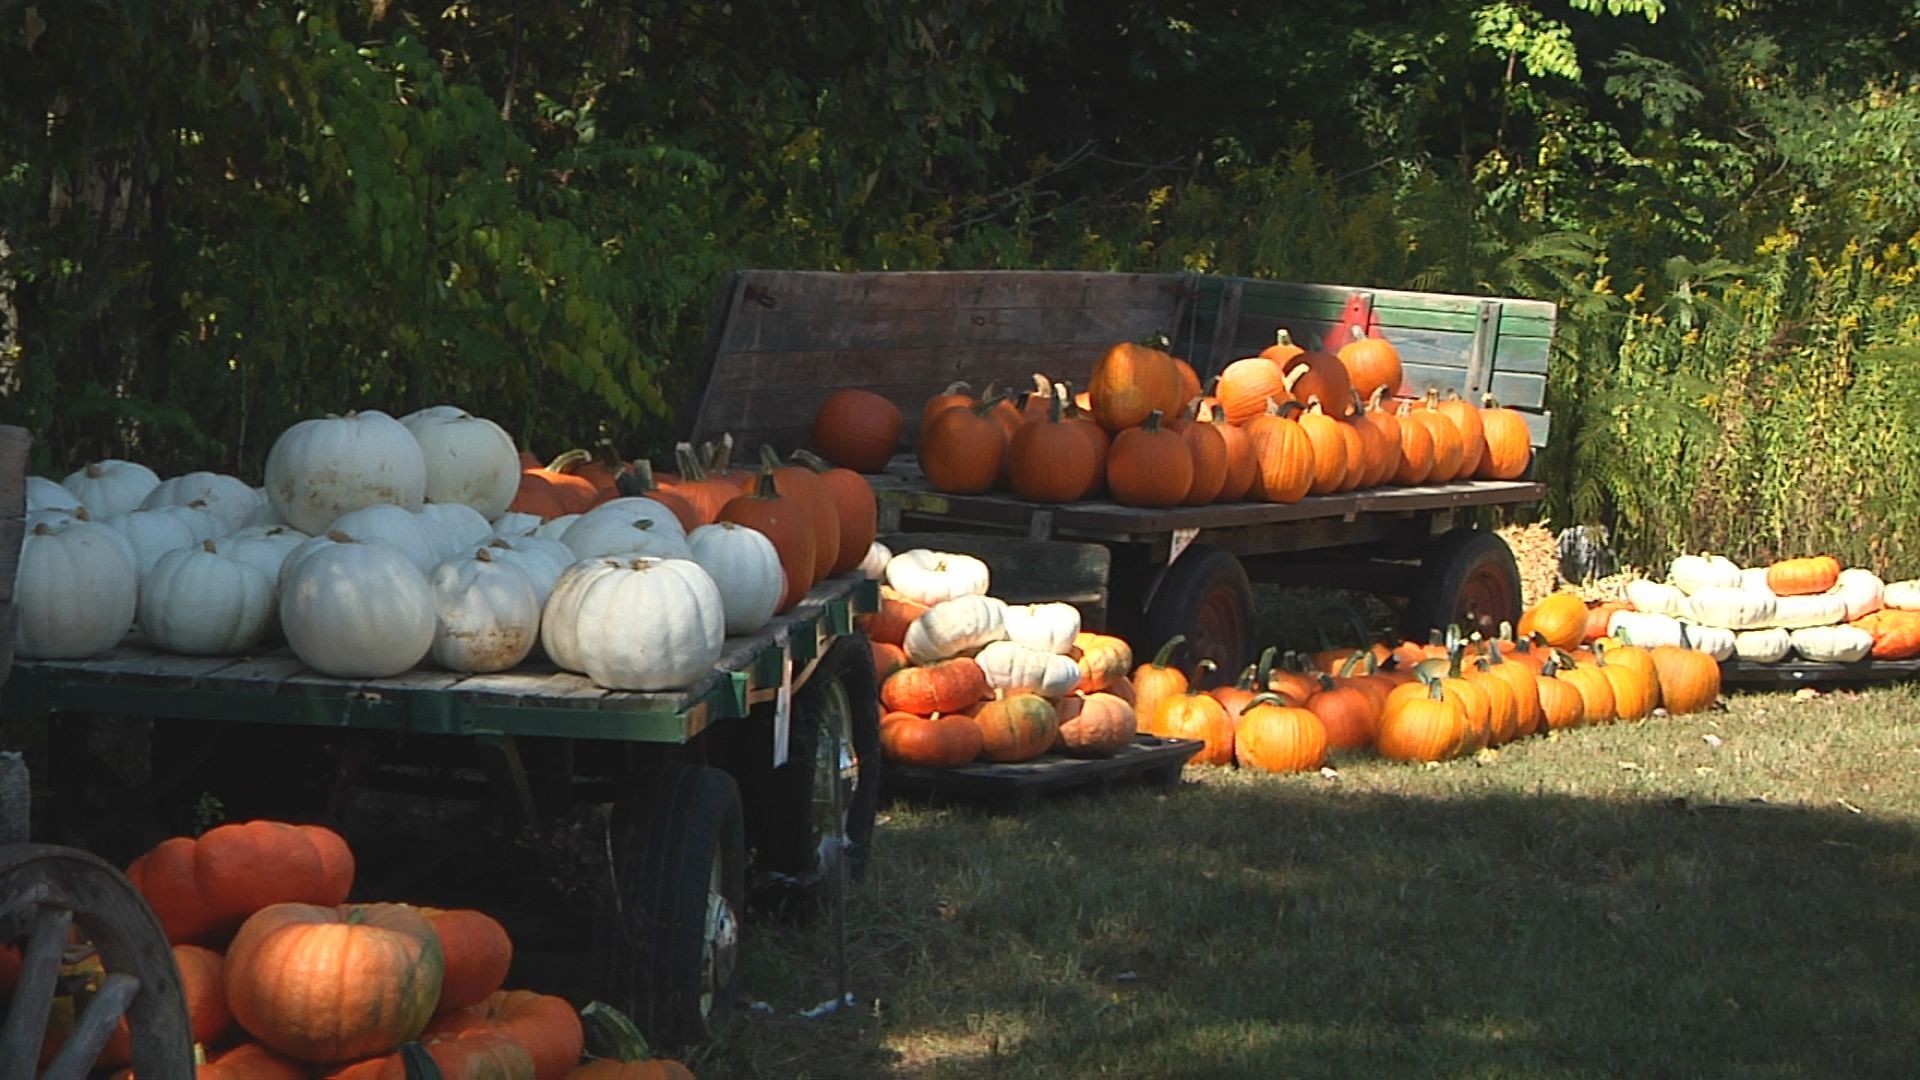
[
  {"xmin": 1623, "ymin": 579, "xmax": 1686, "ymax": 618},
  {"xmin": 903, "ymin": 594, "xmax": 1008, "ymax": 665},
  {"xmin": 1769, "ymin": 593, "xmax": 1848, "ymax": 629},
  {"xmin": 1789, "ymin": 625, "xmax": 1873, "ymax": 663},
  {"xmin": 1886, "ymin": 579, "xmax": 1920, "ymax": 611},
  {"xmin": 1737, "ymin": 567, "xmax": 1777, "ymax": 597},
  {"xmin": 1668, "ymin": 553, "xmax": 1741, "ymax": 595},
  {"xmin": 1607, "ymin": 610, "xmax": 1684, "ymax": 649},
  {"xmin": 860, "ymin": 541, "xmax": 892, "ymax": 582},
  {"xmin": 265, "ymin": 410, "xmax": 428, "ymax": 534},
  {"xmin": 1001, "ymin": 602, "xmax": 1082, "ymax": 655},
  {"xmin": 140, "ymin": 541, "xmax": 275, "ymax": 655},
  {"xmin": 1678, "ymin": 621, "xmax": 1736, "ymax": 661},
  {"xmin": 974, "ymin": 640, "xmax": 1082, "ymax": 697},
  {"xmin": 885, "ymin": 549, "xmax": 990, "ymax": 606},
  {"xmin": 541, "ymin": 556, "xmax": 725, "ymax": 690},
  {"xmin": 428, "ymin": 548, "xmax": 542, "ymax": 673},
  {"xmin": 688, "ymin": 522, "xmax": 785, "ymax": 635},
  {"xmin": 399, "ymin": 406, "xmax": 522, "ymax": 521},
  {"xmin": 1732, "ymin": 627, "xmax": 1792, "ymax": 664},
  {"xmin": 279, "ymin": 536, "xmax": 437, "ymax": 677},
  {"xmin": 13, "ymin": 519, "xmax": 138, "ymax": 659},
  {"xmin": 1830, "ymin": 568, "xmax": 1884, "ymax": 622},
  {"xmin": 1683, "ymin": 587, "xmax": 1777, "ymax": 630},
  {"xmin": 61, "ymin": 459, "xmax": 160, "ymax": 518}
]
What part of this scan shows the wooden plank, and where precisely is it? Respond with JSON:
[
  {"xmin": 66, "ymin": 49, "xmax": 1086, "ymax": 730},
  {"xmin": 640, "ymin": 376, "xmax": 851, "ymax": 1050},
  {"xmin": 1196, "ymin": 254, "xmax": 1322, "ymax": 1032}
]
[
  {"xmin": 719, "ymin": 304, "xmax": 1179, "ymax": 354},
  {"xmin": 0, "ymin": 425, "xmax": 27, "ymax": 686},
  {"xmin": 197, "ymin": 652, "xmax": 309, "ymax": 692},
  {"xmin": 723, "ymin": 269, "xmax": 1188, "ymax": 318},
  {"xmin": 1490, "ymin": 334, "xmax": 1552, "ymax": 373},
  {"xmin": 1488, "ymin": 370, "xmax": 1549, "ymax": 413}
]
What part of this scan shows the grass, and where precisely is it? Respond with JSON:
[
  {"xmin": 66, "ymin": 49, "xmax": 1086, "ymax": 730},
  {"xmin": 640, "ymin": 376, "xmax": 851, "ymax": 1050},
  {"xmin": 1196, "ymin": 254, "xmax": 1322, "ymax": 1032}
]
[{"xmin": 695, "ymin": 682, "xmax": 1920, "ymax": 1078}]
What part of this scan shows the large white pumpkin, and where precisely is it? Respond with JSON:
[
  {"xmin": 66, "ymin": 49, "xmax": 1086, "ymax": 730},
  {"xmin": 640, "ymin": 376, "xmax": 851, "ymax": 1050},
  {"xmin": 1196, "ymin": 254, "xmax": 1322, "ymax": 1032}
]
[
  {"xmin": 903, "ymin": 594, "xmax": 1008, "ymax": 665},
  {"xmin": 1607, "ymin": 609, "xmax": 1684, "ymax": 649},
  {"xmin": 1001, "ymin": 602, "xmax": 1082, "ymax": 655},
  {"xmin": 480, "ymin": 536, "xmax": 572, "ymax": 606},
  {"xmin": 400, "ymin": 406, "xmax": 521, "ymax": 521},
  {"xmin": 1683, "ymin": 587, "xmax": 1777, "ymax": 630},
  {"xmin": 1623, "ymin": 579, "xmax": 1686, "ymax": 618},
  {"xmin": 1886, "ymin": 579, "xmax": 1920, "ymax": 611},
  {"xmin": 13, "ymin": 520, "xmax": 139, "ymax": 659},
  {"xmin": 324, "ymin": 504, "xmax": 441, "ymax": 573},
  {"xmin": 105, "ymin": 506, "xmax": 221, "ymax": 580},
  {"xmin": 491, "ymin": 511, "xmax": 543, "ymax": 539},
  {"xmin": 419, "ymin": 502, "xmax": 494, "ymax": 560},
  {"xmin": 532, "ymin": 513, "xmax": 580, "ymax": 541},
  {"xmin": 1668, "ymin": 553, "xmax": 1741, "ymax": 595},
  {"xmin": 1790, "ymin": 625, "xmax": 1873, "ymax": 663},
  {"xmin": 1830, "ymin": 568, "xmax": 1884, "ymax": 622},
  {"xmin": 860, "ymin": 542, "xmax": 892, "ymax": 582},
  {"xmin": 1677, "ymin": 621, "xmax": 1736, "ymax": 661},
  {"xmin": 1733, "ymin": 627, "xmax": 1792, "ymax": 664},
  {"xmin": 1769, "ymin": 593, "xmax": 1848, "ymax": 629},
  {"xmin": 279, "ymin": 537, "xmax": 436, "ymax": 677},
  {"xmin": 140, "ymin": 471, "xmax": 263, "ymax": 533},
  {"xmin": 688, "ymin": 522, "xmax": 785, "ymax": 635},
  {"xmin": 213, "ymin": 526, "xmax": 309, "ymax": 638},
  {"xmin": 61, "ymin": 459, "xmax": 160, "ymax": 518},
  {"xmin": 541, "ymin": 556, "xmax": 725, "ymax": 690},
  {"xmin": 885, "ymin": 549, "xmax": 990, "ymax": 606},
  {"xmin": 427, "ymin": 548, "xmax": 541, "ymax": 673},
  {"xmin": 25, "ymin": 476, "xmax": 81, "ymax": 514},
  {"xmin": 974, "ymin": 640, "xmax": 1081, "ymax": 697},
  {"xmin": 559, "ymin": 506, "xmax": 693, "ymax": 561},
  {"xmin": 264, "ymin": 410, "xmax": 427, "ymax": 534},
  {"xmin": 139, "ymin": 541, "xmax": 275, "ymax": 655}
]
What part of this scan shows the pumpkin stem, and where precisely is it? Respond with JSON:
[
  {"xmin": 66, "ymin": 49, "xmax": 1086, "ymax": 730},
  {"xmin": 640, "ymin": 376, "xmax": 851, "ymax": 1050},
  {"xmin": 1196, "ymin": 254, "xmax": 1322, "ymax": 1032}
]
[
  {"xmin": 674, "ymin": 442, "xmax": 710, "ymax": 483},
  {"xmin": 547, "ymin": 448, "xmax": 594, "ymax": 473},
  {"xmin": 1232, "ymin": 662, "xmax": 1257, "ymax": 691},
  {"xmin": 1047, "ymin": 387, "xmax": 1065, "ymax": 424},
  {"xmin": 1274, "ymin": 328, "xmax": 1295, "ymax": 349},
  {"xmin": 758, "ymin": 443, "xmax": 787, "ymax": 471},
  {"xmin": 201, "ymin": 538, "xmax": 218, "ymax": 554},
  {"xmin": 344, "ymin": 906, "xmax": 368, "ymax": 925},
  {"xmin": 1306, "ymin": 395, "xmax": 1325, "ymax": 415},
  {"xmin": 580, "ymin": 1000, "xmax": 655, "ymax": 1063},
  {"xmin": 1368, "ymin": 385, "xmax": 1390, "ymax": 410},
  {"xmin": 474, "ymin": 546, "xmax": 494, "ymax": 562},
  {"xmin": 1142, "ymin": 409, "xmax": 1166, "ymax": 433},
  {"xmin": 326, "ymin": 530, "xmax": 354, "ymax": 543},
  {"xmin": 1282, "ymin": 363, "xmax": 1310, "ymax": 392},
  {"xmin": 791, "ymin": 448, "xmax": 837, "ymax": 474},
  {"xmin": 399, "ymin": 1041, "xmax": 443, "ymax": 1080},
  {"xmin": 1185, "ymin": 658, "xmax": 1218, "ymax": 693},
  {"xmin": 1275, "ymin": 400, "xmax": 1306, "ymax": 420},
  {"xmin": 1030, "ymin": 372, "xmax": 1052, "ymax": 399},
  {"xmin": 748, "ymin": 466, "xmax": 780, "ymax": 500},
  {"xmin": 1150, "ymin": 634, "xmax": 1186, "ymax": 669},
  {"xmin": 1247, "ymin": 691, "xmax": 1294, "ymax": 710},
  {"xmin": 1139, "ymin": 329, "xmax": 1173, "ymax": 351},
  {"xmin": 1337, "ymin": 651, "xmax": 1367, "ymax": 678},
  {"xmin": 706, "ymin": 433, "xmax": 736, "ymax": 474},
  {"xmin": 1255, "ymin": 645, "xmax": 1277, "ymax": 688}
]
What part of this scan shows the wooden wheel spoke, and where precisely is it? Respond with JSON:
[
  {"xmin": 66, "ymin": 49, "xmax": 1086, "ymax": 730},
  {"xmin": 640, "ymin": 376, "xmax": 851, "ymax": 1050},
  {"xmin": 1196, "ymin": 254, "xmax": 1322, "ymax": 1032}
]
[
  {"xmin": 44, "ymin": 971, "xmax": 140, "ymax": 1080},
  {"xmin": 0, "ymin": 904, "xmax": 73, "ymax": 1078}
]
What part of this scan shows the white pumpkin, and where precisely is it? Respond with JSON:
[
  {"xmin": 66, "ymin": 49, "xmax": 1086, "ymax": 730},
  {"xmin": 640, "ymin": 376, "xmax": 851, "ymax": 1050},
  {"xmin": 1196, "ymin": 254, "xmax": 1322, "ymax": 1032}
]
[
  {"xmin": 140, "ymin": 471, "xmax": 263, "ymax": 533},
  {"xmin": 860, "ymin": 542, "xmax": 892, "ymax": 582},
  {"xmin": 491, "ymin": 511, "xmax": 543, "ymax": 538},
  {"xmin": 1607, "ymin": 609, "xmax": 1684, "ymax": 649},
  {"xmin": 400, "ymin": 406, "xmax": 522, "ymax": 521},
  {"xmin": 25, "ymin": 475, "xmax": 81, "ymax": 514},
  {"xmin": 238, "ymin": 485, "xmax": 282, "ymax": 528},
  {"xmin": 1677, "ymin": 621, "xmax": 1736, "ymax": 661},
  {"xmin": 479, "ymin": 536, "xmax": 571, "ymax": 607},
  {"xmin": 1829, "ymin": 568, "xmax": 1884, "ymax": 621},
  {"xmin": 324, "ymin": 503, "xmax": 442, "ymax": 573},
  {"xmin": 1623, "ymin": 579, "xmax": 1686, "ymax": 618},
  {"xmin": 1737, "ymin": 567, "xmax": 1777, "ymax": 597},
  {"xmin": 533, "ymin": 513, "xmax": 580, "ymax": 541},
  {"xmin": 1001, "ymin": 602, "xmax": 1081, "ymax": 655},
  {"xmin": 139, "ymin": 541, "xmax": 276, "ymax": 655},
  {"xmin": 974, "ymin": 640, "xmax": 1081, "ymax": 697},
  {"xmin": 1732, "ymin": 627, "xmax": 1792, "ymax": 663},
  {"xmin": 278, "ymin": 531, "xmax": 357, "ymax": 592},
  {"xmin": 1886, "ymin": 579, "xmax": 1920, "ymax": 611},
  {"xmin": 903, "ymin": 594, "xmax": 1008, "ymax": 665},
  {"xmin": 1769, "ymin": 593, "xmax": 1848, "ymax": 629},
  {"xmin": 61, "ymin": 459, "xmax": 160, "ymax": 518},
  {"xmin": 264, "ymin": 410, "xmax": 427, "ymax": 534},
  {"xmin": 1669, "ymin": 553, "xmax": 1741, "ymax": 595},
  {"xmin": 419, "ymin": 502, "xmax": 495, "ymax": 562},
  {"xmin": 13, "ymin": 519, "xmax": 138, "ymax": 659},
  {"xmin": 1790, "ymin": 625, "xmax": 1873, "ymax": 663},
  {"xmin": 559, "ymin": 508, "xmax": 693, "ymax": 561},
  {"xmin": 574, "ymin": 496, "xmax": 687, "ymax": 535},
  {"xmin": 213, "ymin": 526, "xmax": 309, "ymax": 637},
  {"xmin": 279, "ymin": 537, "xmax": 436, "ymax": 677},
  {"xmin": 427, "ymin": 548, "xmax": 542, "ymax": 673},
  {"xmin": 105, "ymin": 506, "xmax": 221, "ymax": 580},
  {"xmin": 1683, "ymin": 587, "xmax": 1777, "ymax": 630},
  {"xmin": 885, "ymin": 549, "xmax": 990, "ymax": 606},
  {"xmin": 541, "ymin": 556, "xmax": 725, "ymax": 690},
  {"xmin": 688, "ymin": 522, "xmax": 785, "ymax": 635}
]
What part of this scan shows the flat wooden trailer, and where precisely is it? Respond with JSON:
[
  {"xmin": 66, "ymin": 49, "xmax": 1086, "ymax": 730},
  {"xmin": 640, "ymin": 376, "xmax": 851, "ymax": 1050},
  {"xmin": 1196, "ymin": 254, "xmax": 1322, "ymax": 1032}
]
[{"xmin": 684, "ymin": 269, "xmax": 1558, "ymax": 678}]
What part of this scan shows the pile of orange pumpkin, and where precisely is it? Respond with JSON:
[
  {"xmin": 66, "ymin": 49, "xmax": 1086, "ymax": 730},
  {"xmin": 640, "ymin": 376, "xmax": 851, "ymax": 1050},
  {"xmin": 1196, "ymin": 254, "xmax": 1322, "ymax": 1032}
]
[
  {"xmin": 1112, "ymin": 609, "xmax": 1724, "ymax": 768},
  {"xmin": 812, "ymin": 326, "xmax": 1535, "ymax": 506},
  {"xmin": 0, "ymin": 820, "xmax": 692, "ymax": 1078}
]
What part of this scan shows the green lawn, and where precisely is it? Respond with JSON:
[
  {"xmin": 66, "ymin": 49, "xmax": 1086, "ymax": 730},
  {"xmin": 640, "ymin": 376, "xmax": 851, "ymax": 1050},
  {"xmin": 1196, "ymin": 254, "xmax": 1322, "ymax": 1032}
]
[{"xmin": 699, "ymin": 682, "xmax": 1920, "ymax": 1078}]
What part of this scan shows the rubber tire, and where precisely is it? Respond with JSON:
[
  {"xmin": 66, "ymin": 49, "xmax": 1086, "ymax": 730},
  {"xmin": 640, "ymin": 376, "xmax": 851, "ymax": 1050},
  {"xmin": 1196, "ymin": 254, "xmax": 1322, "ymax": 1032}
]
[
  {"xmin": 748, "ymin": 632, "xmax": 882, "ymax": 912},
  {"xmin": 593, "ymin": 764, "xmax": 747, "ymax": 1051},
  {"xmin": 1402, "ymin": 528, "xmax": 1523, "ymax": 641},
  {"xmin": 1138, "ymin": 542, "xmax": 1254, "ymax": 685}
]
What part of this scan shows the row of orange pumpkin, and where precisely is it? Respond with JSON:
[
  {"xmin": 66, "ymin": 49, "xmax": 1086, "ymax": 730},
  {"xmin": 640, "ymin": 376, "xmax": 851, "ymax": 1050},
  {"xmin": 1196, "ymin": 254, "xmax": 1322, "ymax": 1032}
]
[{"xmin": 0, "ymin": 820, "xmax": 689, "ymax": 1078}]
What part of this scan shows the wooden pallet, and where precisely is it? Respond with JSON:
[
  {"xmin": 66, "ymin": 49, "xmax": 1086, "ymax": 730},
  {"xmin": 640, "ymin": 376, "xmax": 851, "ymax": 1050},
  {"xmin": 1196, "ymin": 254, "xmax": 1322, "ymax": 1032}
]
[
  {"xmin": 880, "ymin": 735, "xmax": 1204, "ymax": 812},
  {"xmin": 1719, "ymin": 657, "xmax": 1920, "ymax": 689}
]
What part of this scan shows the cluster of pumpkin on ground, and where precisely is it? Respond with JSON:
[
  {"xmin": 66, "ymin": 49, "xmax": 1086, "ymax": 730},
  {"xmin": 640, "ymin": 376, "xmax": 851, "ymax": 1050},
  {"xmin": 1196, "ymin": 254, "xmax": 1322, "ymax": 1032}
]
[
  {"xmin": 1550, "ymin": 554, "xmax": 1920, "ymax": 664},
  {"xmin": 0, "ymin": 821, "xmax": 689, "ymax": 1078},
  {"xmin": 861, "ymin": 548, "xmax": 1728, "ymax": 771},
  {"xmin": 804, "ymin": 329, "xmax": 1534, "ymax": 506}
]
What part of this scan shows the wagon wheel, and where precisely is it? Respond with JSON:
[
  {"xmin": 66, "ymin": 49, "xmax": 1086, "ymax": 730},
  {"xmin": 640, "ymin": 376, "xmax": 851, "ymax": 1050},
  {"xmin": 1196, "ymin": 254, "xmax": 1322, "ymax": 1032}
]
[
  {"xmin": 1403, "ymin": 528, "xmax": 1523, "ymax": 641},
  {"xmin": 1138, "ymin": 543, "xmax": 1253, "ymax": 687},
  {"xmin": 0, "ymin": 844, "xmax": 193, "ymax": 1080},
  {"xmin": 593, "ymin": 764, "xmax": 747, "ymax": 1051}
]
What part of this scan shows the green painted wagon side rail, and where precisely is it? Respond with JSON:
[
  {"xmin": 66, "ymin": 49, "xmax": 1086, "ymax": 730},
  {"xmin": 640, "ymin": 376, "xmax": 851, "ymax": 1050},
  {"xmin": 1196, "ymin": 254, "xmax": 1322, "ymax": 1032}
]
[{"xmin": 0, "ymin": 575, "xmax": 879, "ymax": 746}]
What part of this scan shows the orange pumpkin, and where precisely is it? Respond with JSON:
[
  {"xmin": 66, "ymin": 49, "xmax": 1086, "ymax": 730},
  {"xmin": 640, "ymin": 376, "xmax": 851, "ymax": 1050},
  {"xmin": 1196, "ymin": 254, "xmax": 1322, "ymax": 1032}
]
[
  {"xmin": 1517, "ymin": 592, "xmax": 1590, "ymax": 653},
  {"xmin": 1335, "ymin": 326, "xmax": 1404, "ymax": 403},
  {"xmin": 663, "ymin": 443, "xmax": 743, "ymax": 526},
  {"xmin": 812, "ymin": 387, "xmax": 903, "ymax": 473},
  {"xmin": 1233, "ymin": 694, "xmax": 1330, "ymax": 772},
  {"xmin": 791, "ymin": 450, "xmax": 878, "ymax": 576},
  {"xmin": 326, "ymin": 1027, "xmax": 535, "ymax": 1080},
  {"xmin": 1089, "ymin": 340, "xmax": 1186, "ymax": 433},
  {"xmin": 1106, "ymin": 410, "xmax": 1194, "ymax": 508},
  {"xmin": 857, "ymin": 586, "xmax": 929, "ymax": 647},
  {"xmin": 124, "ymin": 820, "xmax": 355, "ymax": 945},
  {"xmin": 1374, "ymin": 681, "xmax": 1462, "ymax": 762},
  {"xmin": 1008, "ymin": 390, "xmax": 1102, "ymax": 503},
  {"xmin": 880, "ymin": 657, "xmax": 991, "ymax": 715},
  {"xmin": 1409, "ymin": 393, "xmax": 1464, "ymax": 482},
  {"xmin": 1391, "ymin": 399, "xmax": 1436, "ymax": 485},
  {"xmin": 918, "ymin": 395, "xmax": 1010, "ymax": 494},
  {"xmin": 919, "ymin": 380, "xmax": 977, "ymax": 432},
  {"xmin": 1258, "ymin": 328, "xmax": 1306, "ymax": 366},
  {"xmin": 717, "ymin": 468, "xmax": 817, "ymax": 611},
  {"xmin": 1853, "ymin": 608, "xmax": 1920, "ymax": 660},
  {"xmin": 423, "ymin": 908, "xmax": 514, "ymax": 1014},
  {"xmin": 1650, "ymin": 631, "xmax": 1721, "ymax": 714},
  {"xmin": 973, "ymin": 693, "xmax": 1059, "ymax": 763},
  {"xmin": 1305, "ymin": 674, "xmax": 1377, "ymax": 750},
  {"xmin": 1054, "ymin": 692, "xmax": 1138, "ymax": 757},
  {"xmin": 83, "ymin": 943, "xmax": 231, "ymax": 1068},
  {"xmin": 1295, "ymin": 398, "xmax": 1350, "ymax": 495},
  {"xmin": 1766, "ymin": 555, "xmax": 1842, "ymax": 596},
  {"xmin": 1215, "ymin": 355, "xmax": 1288, "ymax": 426},
  {"xmin": 1434, "ymin": 389, "xmax": 1487, "ymax": 478},
  {"xmin": 1282, "ymin": 351, "xmax": 1354, "ymax": 417},
  {"xmin": 1072, "ymin": 632, "xmax": 1134, "ymax": 693},
  {"xmin": 425, "ymin": 989, "xmax": 584, "ymax": 1080},
  {"xmin": 1202, "ymin": 402, "xmax": 1258, "ymax": 501},
  {"xmin": 225, "ymin": 902, "xmax": 444, "ymax": 1064},
  {"xmin": 881, "ymin": 710, "xmax": 985, "ymax": 767},
  {"xmin": 1242, "ymin": 400, "xmax": 1316, "ymax": 503},
  {"xmin": 1171, "ymin": 405, "xmax": 1229, "ymax": 505},
  {"xmin": 1157, "ymin": 662, "xmax": 1236, "ymax": 765},
  {"xmin": 872, "ymin": 640, "xmax": 909, "ymax": 683},
  {"xmin": 1130, "ymin": 635, "xmax": 1190, "ymax": 733},
  {"xmin": 1474, "ymin": 396, "xmax": 1534, "ymax": 480}
]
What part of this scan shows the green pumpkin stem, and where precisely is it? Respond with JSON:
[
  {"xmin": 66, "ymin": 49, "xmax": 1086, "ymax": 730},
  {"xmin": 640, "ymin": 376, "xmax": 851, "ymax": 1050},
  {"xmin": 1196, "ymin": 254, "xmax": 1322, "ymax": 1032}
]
[
  {"xmin": 674, "ymin": 442, "xmax": 709, "ymax": 483},
  {"xmin": 791, "ymin": 447, "xmax": 837, "ymax": 474},
  {"xmin": 1186, "ymin": 658, "xmax": 1218, "ymax": 694},
  {"xmin": 1255, "ymin": 645, "xmax": 1278, "ymax": 688},
  {"xmin": 1150, "ymin": 634, "xmax": 1186, "ymax": 669}
]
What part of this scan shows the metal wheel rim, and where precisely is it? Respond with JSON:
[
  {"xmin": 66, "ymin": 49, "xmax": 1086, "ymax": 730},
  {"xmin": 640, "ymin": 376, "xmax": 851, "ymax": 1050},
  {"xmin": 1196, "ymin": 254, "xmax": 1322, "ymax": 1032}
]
[
  {"xmin": 699, "ymin": 843, "xmax": 740, "ymax": 1020},
  {"xmin": 1190, "ymin": 586, "xmax": 1251, "ymax": 682},
  {"xmin": 811, "ymin": 679, "xmax": 859, "ymax": 875},
  {"xmin": 1456, "ymin": 563, "xmax": 1519, "ymax": 639}
]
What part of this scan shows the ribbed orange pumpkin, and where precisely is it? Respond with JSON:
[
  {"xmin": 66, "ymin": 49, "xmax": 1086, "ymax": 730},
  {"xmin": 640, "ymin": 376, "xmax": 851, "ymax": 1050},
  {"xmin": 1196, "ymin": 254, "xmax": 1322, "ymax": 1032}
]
[
  {"xmin": 1106, "ymin": 410, "xmax": 1194, "ymax": 508},
  {"xmin": 881, "ymin": 710, "xmax": 985, "ymax": 767},
  {"xmin": 1474, "ymin": 397, "xmax": 1534, "ymax": 480},
  {"xmin": 1535, "ymin": 661, "xmax": 1587, "ymax": 730},
  {"xmin": 424, "ymin": 990, "xmax": 584, "ymax": 1080},
  {"xmin": 858, "ymin": 587, "xmax": 929, "ymax": 647},
  {"xmin": 1242, "ymin": 400, "xmax": 1316, "ymax": 503},
  {"xmin": 1215, "ymin": 355, "xmax": 1289, "ymax": 426},
  {"xmin": 1552, "ymin": 653, "xmax": 1618, "ymax": 725},
  {"xmin": 1374, "ymin": 681, "xmax": 1462, "ymax": 762},
  {"xmin": 811, "ymin": 388, "xmax": 902, "ymax": 473},
  {"xmin": 920, "ymin": 381, "xmax": 976, "ymax": 432},
  {"xmin": 1055, "ymin": 382, "xmax": 1112, "ymax": 498},
  {"xmin": 124, "ymin": 820, "xmax": 356, "ymax": 946},
  {"xmin": 1305, "ymin": 674, "xmax": 1376, "ymax": 750},
  {"xmin": 225, "ymin": 902, "xmax": 444, "ymax": 1064},
  {"xmin": 1335, "ymin": 326, "xmax": 1405, "ymax": 403},
  {"xmin": 1434, "ymin": 390, "xmax": 1487, "ymax": 479},
  {"xmin": 1410, "ymin": 393, "xmax": 1464, "ymax": 481},
  {"xmin": 1766, "ymin": 555, "xmax": 1842, "ymax": 596},
  {"xmin": 90, "ymin": 943, "xmax": 230, "ymax": 1067},
  {"xmin": 1072, "ymin": 632, "xmax": 1134, "ymax": 693},
  {"xmin": 1234, "ymin": 693, "xmax": 1329, "ymax": 771},
  {"xmin": 1518, "ymin": 592, "xmax": 1590, "ymax": 652},
  {"xmin": 1054, "ymin": 692, "xmax": 1138, "ymax": 757},
  {"xmin": 1351, "ymin": 390, "xmax": 1399, "ymax": 487},
  {"xmin": 1391, "ymin": 400, "xmax": 1436, "ymax": 485},
  {"xmin": 1157, "ymin": 662, "xmax": 1236, "ymax": 765},
  {"xmin": 1593, "ymin": 644, "xmax": 1657, "ymax": 720},
  {"xmin": 974, "ymin": 693, "xmax": 1059, "ymax": 762},
  {"xmin": 750, "ymin": 445, "xmax": 840, "ymax": 584},
  {"xmin": 1171, "ymin": 405, "xmax": 1229, "ymax": 504},
  {"xmin": 787, "ymin": 450, "xmax": 877, "ymax": 576},
  {"xmin": 183, "ymin": 1043, "xmax": 310, "ymax": 1080},
  {"xmin": 1130, "ymin": 635, "xmax": 1190, "ymax": 733},
  {"xmin": 1204, "ymin": 402, "xmax": 1259, "ymax": 501},
  {"xmin": 1650, "ymin": 631, "xmax": 1722, "ymax": 714},
  {"xmin": 1089, "ymin": 340, "xmax": 1186, "ymax": 433},
  {"xmin": 881, "ymin": 657, "xmax": 990, "ymax": 715},
  {"xmin": 422, "ymin": 909, "xmax": 514, "ymax": 1014}
]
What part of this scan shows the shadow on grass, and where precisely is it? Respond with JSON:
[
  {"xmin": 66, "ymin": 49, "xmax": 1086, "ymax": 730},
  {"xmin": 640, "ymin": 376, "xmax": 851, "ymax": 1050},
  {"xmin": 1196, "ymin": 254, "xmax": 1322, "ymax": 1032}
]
[{"xmin": 711, "ymin": 778, "xmax": 1920, "ymax": 1079}]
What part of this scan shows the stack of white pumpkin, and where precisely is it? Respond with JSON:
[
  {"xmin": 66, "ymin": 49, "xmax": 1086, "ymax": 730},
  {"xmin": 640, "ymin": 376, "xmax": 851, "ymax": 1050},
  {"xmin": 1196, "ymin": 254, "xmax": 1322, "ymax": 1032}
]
[
  {"xmin": 870, "ymin": 545, "xmax": 1087, "ymax": 700},
  {"xmin": 1608, "ymin": 553, "xmax": 1917, "ymax": 664},
  {"xmin": 16, "ymin": 408, "xmax": 793, "ymax": 692}
]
